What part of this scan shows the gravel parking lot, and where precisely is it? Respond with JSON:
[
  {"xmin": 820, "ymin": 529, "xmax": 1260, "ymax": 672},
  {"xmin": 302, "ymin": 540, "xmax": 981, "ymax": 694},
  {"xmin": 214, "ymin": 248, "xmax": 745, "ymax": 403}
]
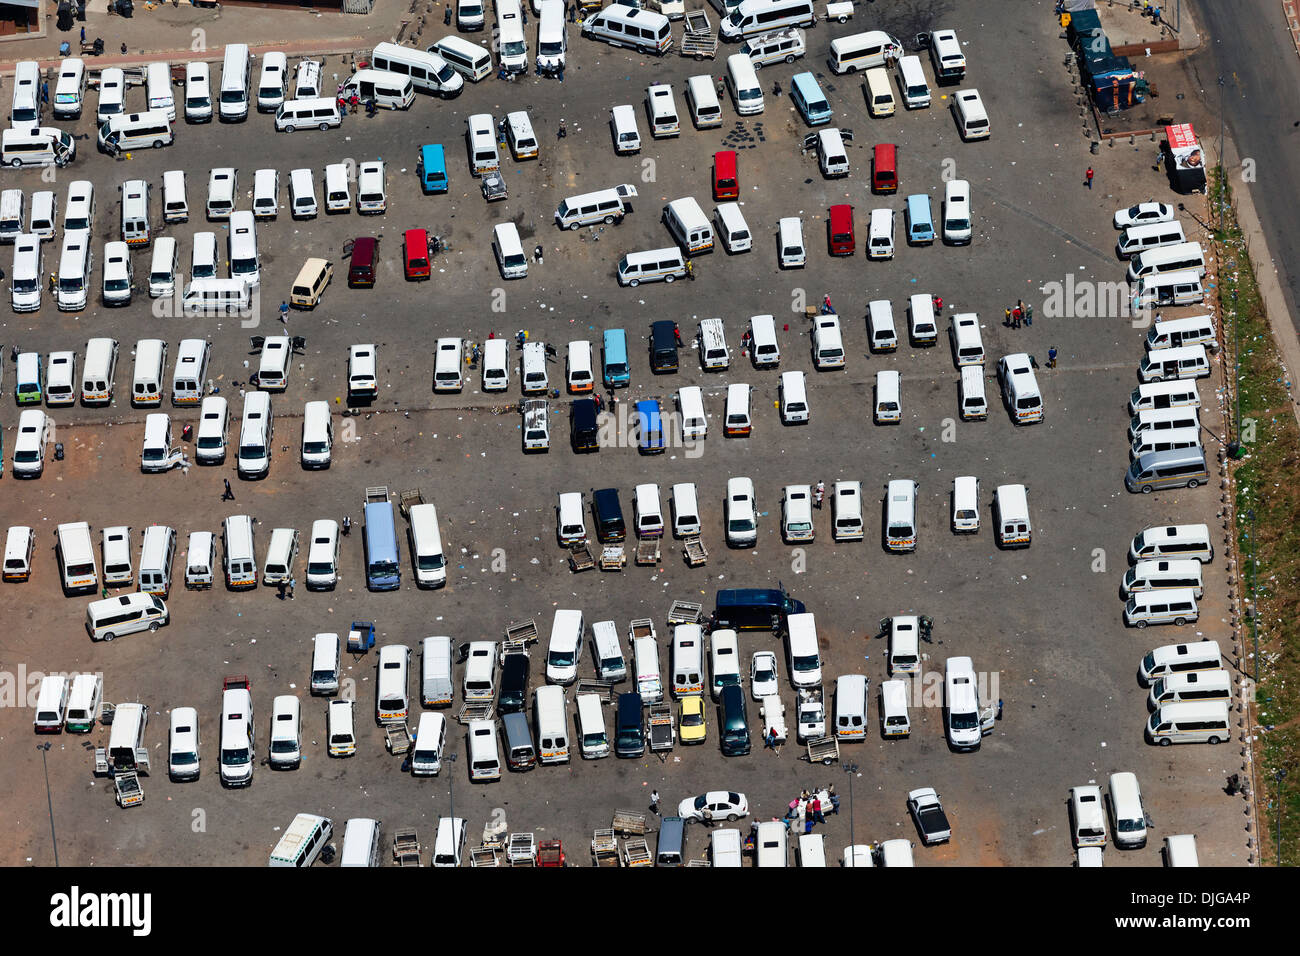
[{"xmin": 0, "ymin": 2, "xmax": 1246, "ymax": 867}]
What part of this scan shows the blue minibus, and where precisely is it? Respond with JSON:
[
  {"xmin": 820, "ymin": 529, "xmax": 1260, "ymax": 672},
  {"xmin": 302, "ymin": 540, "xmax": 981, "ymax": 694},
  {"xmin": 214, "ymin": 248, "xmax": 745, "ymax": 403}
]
[
  {"xmin": 364, "ymin": 494, "xmax": 401, "ymax": 590},
  {"xmin": 602, "ymin": 328, "xmax": 630, "ymax": 388},
  {"xmin": 417, "ymin": 144, "xmax": 448, "ymax": 194},
  {"xmin": 790, "ymin": 72, "xmax": 831, "ymax": 126}
]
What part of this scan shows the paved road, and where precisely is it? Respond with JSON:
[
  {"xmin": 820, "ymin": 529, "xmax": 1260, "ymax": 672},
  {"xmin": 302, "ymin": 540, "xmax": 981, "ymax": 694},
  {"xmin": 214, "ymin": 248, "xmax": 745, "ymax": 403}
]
[{"xmin": 1191, "ymin": 0, "xmax": 1300, "ymax": 339}]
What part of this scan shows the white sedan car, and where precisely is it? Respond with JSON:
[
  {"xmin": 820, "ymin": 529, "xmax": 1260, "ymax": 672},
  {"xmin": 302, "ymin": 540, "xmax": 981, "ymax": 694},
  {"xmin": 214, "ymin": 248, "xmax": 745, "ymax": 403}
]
[
  {"xmin": 751, "ymin": 651, "xmax": 779, "ymax": 699},
  {"xmin": 678, "ymin": 791, "xmax": 749, "ymax": 823},
  {"xmin": 1113, "ymin": 202, "xmax": 1175, "ymax": 230}
]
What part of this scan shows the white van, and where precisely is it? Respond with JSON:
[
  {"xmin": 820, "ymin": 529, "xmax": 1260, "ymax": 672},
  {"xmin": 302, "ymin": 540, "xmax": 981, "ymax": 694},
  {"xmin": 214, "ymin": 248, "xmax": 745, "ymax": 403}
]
[
  {"xmin": 534, "ymin": 685, "xmax": 570, "ymax": 763},
  {"xmin": 725, "ymin": 382, "xmax": 753, "ymax": 436},
  {"xmin": 356, "ymin": 160, "xmax": 387, "ymax": 213},
  {"xmin": 434, "ymin": 337, "xmax": 465, "ymax": 392},
  {"xmin": 370, "ymin": 42, "xmax": 464, "ymax": 95},
  {"xmin": 720, "ymin": 0, "xmax": 815, "ymax": 40},
  {"xmin": 949, "ymin": 313, "xmax": 984, "ymax": 366},
  {"xmin": 147, "ymin": 237, "xmax": 179, "ymax": 299},
  {"xmin": 557, "ymin": 491, "xmax": 587, "ymax": 545},
  {"xmin": 464, "ymin": 641, "xmax": 498, "ymax": 701},
  {"xmin": 10, "ymin": 233, "xmax": 41, "ymax": 312},
  {"xmin": 1139, "ymin": 344, "xmax": 1210, "ymax": 383},
  {"xmin": 376, "ymin": 644, "xmax": 412, "ymax": 725},
  {"xmin": 831, "ymin": 480, "xmax": 863, "ymax": 541},
  {"xmin": 1128, "ymin": 406, "xmax": 1200, "ymax": 442},
  {"xmin": 311, "ymin": 633, "xmax": 342, "ymax": 694},
  {"xmin": 834, "ymin": 674, "xmax": 868, "ymax": 741},
  {"xmin": 140, "ymin": 413, "xmax": 175, "ymax": 473},
  {"xmin": 896, "ymin": 54, "xmax": 931, "ymax": 108},
  {"xmin": 576, "ymin": 693, "xmax": 609, "ymax": 759},
  {"xmin": 671, "ymin": 387, "xmax": 706, "ymax": 444},
  {"xmin": 582, "ymin": 5, "xmax": 673, "ymax": 55},
  {"xmin": 338, "ymin": 818, "xmax": 381, "ymax": 867},
  {"xmin": 686, "ymin": 74, "xmax": 723, "ymax": 128},
  {"xmin": 96, "ymin": 67, "xmax": 126, "ymax": 124},
  {"xmin": 29, "ymin": 189, "xmax": 56, "ymax": 239},
  {"xmin": 257, "ymin": 52, "xmax": 288, "ymax": 112},
  {"xmin": 86, "ymin": 592, "xmax": 168, "ymax": 642},
  {"xmin": 65, "ymin": 673, "xmax": 102, "ymax": 733},
  {"xmin": 715, "ymin": 202, "xmax": 752, "ymax": 253},
  {"xmin": 634, "ymin": 483, "xmax": 665, "ymax": 538},
  {"xmin": 288, "ymin": 168, "xmax": 318, "ymax": 219},
  {"xmin": 777, "ymin": 217, "xmax": 806, "ymax": 268},
  {"xmin": 671, "ymin": 482, "xmax": 702, "ymax": 538},
  {"xmin": 865, "ymin": 299, "xmax": 897, "ymax": 352},
  {"xmin": 555, "ymin": 184, "xmax": 637, "ymax": 230},
  {"xmin": 812, "ymin": 313, "xmax": 844, "ymax": 368},
  {"xmin": 407, "ymin": 503, "xmax": 447, "ymax": 588},
  {"xmin": 219, "ymin": 43, "xmax": 251, "ymax": 121},
  {"xmin": 949, "ymin": 475, "xmax": 981, "ymax": 533},
  {"xmin": 193, "ymin": 396, "xmax": 228, "ymax": 465},
  {"xmin": 1129, "ymin": 523, "xmax": 1213, "ymax": 563},
  {"xmin": 256, "ymin": 334, "xmax": 290, "ymax": 391},
  {"xmin": 742, "ymin": 26, "xmax": 805, "ymax": 65},
  {"xmin": 250, "ymin": 168, "xmax": 279, "ymax": 221},
  {"xmin": 268, "ymin": 814, "xmax": 332, "ymax": 867},
  {"xmin": 1131, "ymin": 270, "xmax": 1205, "ymax": 311},
  {"xmin": 672, "ymin": 624, "xmax": 705, "ymax": 698},
  {"xmin": 411, "ymin": 711, "xmax": 449, "ymax": 776},
  {"xmin": 1126, "ymin": 241, "xmax": 1206, "ymax": 283},
  {"xmin": 1118, "ymin": 220, "xmax": 1186, "ymax": 259},
  {"xmin": 262, "ymin": 527, "xmax": 298, "ymax": 587},
  {"xmin": 952, "ymin": 87, "xmax": 990, "ymax": 140},
  {"xmin": 417, "ymin": 635, "xmax": 454, "ymax": 708},
  {"xmin": 713, "ymin": 828, "xmax": 744, "ymax": 867},
  {"xmin": 779, "ymin": 370, "xmax": 809, "ymax": 424},
  {"xmin": 324, "ymin": 166, "xmax": 350, "ymax": 217},
  {"xmin": 327, "ymin": 698, "xmax": 356, "ymax": 757},
  {"xmin": 3, "ymin": 525, "xmax": 35, "ymax": 581},
  {"xmin": 1, "ymin": 127, "xmax": 75, "ymax": 168},
  {"xmin": 997, "ymin": 352, "xmax": 1044, "ymax": 423},
  {"xmin": 218, "ymin": 681, "xmax": 256, "ymax": 787},
  {"xmin": 493, "ymin": 222, "xmax": 529, "ymax": 279},
  {"xmin": 481, "ymin": 338, "xmax": 510, "ymax": 392},
  {"xmin": 1146, "ymin": 701, "xmax": 1231, "ymax": 746},
  {"xmin": 298, "ymin": 400, "xmax": 332, "ymax": 469},
  {"xmin": 942, "ymin": 179, "xmax": 972, "ymax": 244},
  {"xmin": 228, "ymin": 210, "xmax": 259, "ymax": 287},
  {"xmin": 1129, "ymin": 381, "xmax": 1202, "ymax": 417},
  {"xmin": 590, "ymin": 620, "xmax": 626, "ymax": 682},
  {"xmin": 466, "ymin": 113, "xmax": 500, "ymax": 175},
  {"xmin": 275, "ymin": 96, "xmax": 341, "ymax": 132},
  {"xmin": 145, "ymin": 61, "xmax": 176, "ymax": 121},
  {"xmin": 468, "ymin": 718, "xmax": 502, "ymax": 780},
  {"xmin": 12, "ymin": 409, "xmax": 49, "ymax": 478},
  {"xmin": 100, "ymin": 526, "xmax": 132, "ymax": 586},
  {"xmin": 907, "ymin": 293, "xmax": 939, "ymax": 346},
  {"xmin": 305, "ymin": 519, "xmax": 340, "ymax": 590},
  {"xmin": 1140, "ymin": 640, "xmax": 1222, "ymax": 685},
  {"xmin": 864, "ymin": 67, "xmax": 895, "ymax": 116},
  {"xmin": 867, "ymin": 207, "xmax": 895, "ymax": 259},
  {"xmin": 617, "ymin": 247, "xmax": 687, "ymax": 286},
  {"xmin": 726, "ymin": 476, "xmax": 758, "ymax": 547},
  {"xmin": 1146, "ymin": 315, "xmax": 1217, "ymax": 353},
  {"xmin": 222, "ymin": 514, "xmax": 258, "ymax": 589},
  {"xmin": 884, "ymin": 479, "xmax": 918, "ymax": 552},
  {"xmin": 663, "ymin": 197, "xmax": 714, "ymax": 254},
  {"xmin": 880, "ymin": 679, "xmax": 910, "ymax": 737},
  {"xmin": 54, "ymin": 58, "xmax": 87, "ymax": 119},
  {"xmin": 610, "ymin": 104, "xmax": 642, "ymax": 153},
  {"xmin": 828, "ymin": 29, "xmax": 903, "ymax": 74},
  {"xmin": 1148, "ymin": 668, "xmax": 1231, "ymax": 710},
  {"xmin": 0, "ymin": 189, "xmax": 24, "ymax": 243},
  {"xmin": 183, "ymin": 531, "xmax": 215, "ymax": 589},
  {"xmin": 237, "ymin": 391, "xmax": 273, "ymax": 478},
  {"xmin": 564, "ymin": 340, "xmax": 594, "ymax": 393},
  {"xmin": 646, "ymin": 82, "xmax": 682, "ymax": 138},
  {"xmin": 1131, "ymin": 426, "xmax": 1202, "ymax": 460},
  {"xmin": 1125, "ymin": 588, "xmax": 1200, "ymax": 629},
  {"xmin": 874, "ymin": 370, "xmax": 901, "ymax": 424},
  {"xmin": 45, "ymin": 351, "xmax": 76, "ymax": 407},
  {"xmin": 633, "ymin": 635, "xmax": 664, "ymax": 703},
  {"xmin": 128, "ymin": 339, "xmax": 166, "ymax": 408},
  {"xmin": 101, "ymin": 240, "xmax": 133, "ymax": 306},
  {"xmin": 786, "ymin": 613, "xmax": 821, "ymax": 687},
  {"xmin": 205, "ymin": 167, "xmax": 237, "ymax": 221},
  {"xmin": 266, "ymin": 694, "xmax": 302, "ymax": 770},
  {"xmin": 431, "ymin": 36, "xmax": 494, "ymax": 81},
  {"xmin": 33, "ymin": 674, "xmax": 68, "ymax": 733},
  {"xmin": 811, "ymin": 126, "xmax": 849, "ymax": 177},
  {"xmin": 546, "ymin": 609, "xmax": 584, "ymax": 686},
  {"xmin": 504, "ymin": 110, "xmax": 539, "ymax": 161},
  {"xmin": 185, "ymin": 61, "xmax": 212, "ymax": 122},
  {"xmin": 959, "ymin": 365, "xmax": 987, "ymax": 420},
  {"xmin": 726, "ymin": 54, "xmax": 764, "ymax": 115}
]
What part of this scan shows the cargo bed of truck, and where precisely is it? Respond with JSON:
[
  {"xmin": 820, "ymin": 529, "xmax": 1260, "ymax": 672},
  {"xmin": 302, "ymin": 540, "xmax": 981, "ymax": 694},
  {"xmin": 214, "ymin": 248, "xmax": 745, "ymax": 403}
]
[{"xmin": 649, "ymin": 702, "xmax": 675, "ymax": 752}]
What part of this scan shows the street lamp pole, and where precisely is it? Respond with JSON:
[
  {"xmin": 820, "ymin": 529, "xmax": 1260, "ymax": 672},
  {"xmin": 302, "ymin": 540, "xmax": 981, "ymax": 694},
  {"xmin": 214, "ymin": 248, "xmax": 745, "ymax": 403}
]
[
  {"xmin": 38, "ymin": 742, "xmax": 59, "ymax": 867},
  {"xmin": 843, "ymin": 762, "xmax": 858, "ymax": 865}
]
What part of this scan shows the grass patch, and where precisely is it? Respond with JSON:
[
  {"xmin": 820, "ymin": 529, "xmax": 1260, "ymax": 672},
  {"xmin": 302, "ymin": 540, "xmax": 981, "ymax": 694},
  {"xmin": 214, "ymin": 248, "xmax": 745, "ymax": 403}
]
[{"xmin": 1213, "ymin": 168, "xmax": 1300, "ymax": 864}]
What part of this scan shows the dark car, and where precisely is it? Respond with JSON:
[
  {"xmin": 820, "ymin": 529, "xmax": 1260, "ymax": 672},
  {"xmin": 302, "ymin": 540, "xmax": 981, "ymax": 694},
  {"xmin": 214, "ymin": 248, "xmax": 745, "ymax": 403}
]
[
  {"xmin": 498, "ymin": 652, "xmax": 530, "ymax": 715},
  {"xmin": 347, "ymin": 236, "xmax": 378, "ymax": 288},
  {"xmin": 650, "ymin": 320, "xmax": 679, "ymax": 374},
  {"xmin": 592, "ymin": 487, "xmax": 626, "ymax": 543},
  {"xmin": 615, "ymin": 692, "xmax": 645, "ymax": 758},
  {"xmin": 570, "ymin": 398, "xmax": 599, "ymax": 453},
  {"xmin": 719, "ymin": 684, "xmax": 751, "ymax": 756}
]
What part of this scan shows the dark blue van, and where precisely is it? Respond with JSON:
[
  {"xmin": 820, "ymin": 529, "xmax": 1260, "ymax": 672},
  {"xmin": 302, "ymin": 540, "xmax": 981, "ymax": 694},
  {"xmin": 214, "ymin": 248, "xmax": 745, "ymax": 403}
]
[
  {"xmin": 636, "ymin": 399, "xmax": 664, "ymax": 454},
  {"xmin": 615, "ymin": 692, "xmax": 645, "ymax": 757},
  {"xmin": 712, "ymin": 587, "xmax": 806, "ymax": 631}
]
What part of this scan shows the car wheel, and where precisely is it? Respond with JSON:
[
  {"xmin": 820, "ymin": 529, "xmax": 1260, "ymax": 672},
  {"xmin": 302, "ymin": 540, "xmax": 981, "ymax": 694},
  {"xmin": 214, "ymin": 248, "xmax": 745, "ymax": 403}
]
[
  {"xmin": 1136, "ymin": 620, "xmax": 1148, "ymax": 629},
  {"xmin": 149, "ymin": 622, "xmax": 160, "ymax": 632},
  {"xmin": 726, "ymin": 813, "xmax": 738, "ymax": 822},
  {"xmin": 603, "ymin": 214, "xmax": 615, "ymax": 224},
  {"xmin": 153, "ymin": 139, "xmax": 164, "ymax": 149},
  {"xmin": 785, "ymin": 54, "xmax": 795, "ymax": 63},
  {"xmin": 1141, "ymin": 485, "xmax": 1153, "ymax": 494},
  {"xmin": 665, "ymin": 274, "xmax": 674, "ymax": 283},
  {"xmin": 1208, "ymin": 735, "xmax": 1221, "ymax": 745},
  {"xmin": 846, "ymin": 65, "xmax": 858, "ymax": 74},
  {"xmin": 822, "ymin": 757, "xmax": 833, "ymax": 766},
  {"xmin": 1187, "ymin": 479, "xmax": 1199, "ymax": 489},
  {"xmin": 568, "ymin": 221, "xmax": 580, "ymax": 230},
  {"xmin": 319, "ymin": 122, "xmax": 331, "ymax": 131},
  {"xmin": 629, "ymin": 278, "xmax": 640, "ymax": 287},
  {"xmin": 283, "ymin": 124, "xmax": 295, "ymax": 133},
  {"xmin": 754, "ymin": 60, "xmax": 763, "ymax": 69},
  {"xmin": 103, "ymin": 632, "xmax": 116, "ymax": 641},
  {"xmin": 1150, "ymin": 374, "xmax": 1163, "ymax": 383},
  {"xmin": 1159, "ymin": 737, "xmax": 1171, "ymax": 746},
  {"xmin": 1174, "ymin": 617, "xmax": 1186, "ymax": 627},
  {"xmin": 10, "ymin": 158, "xmax": 21, "ymax": 167}
]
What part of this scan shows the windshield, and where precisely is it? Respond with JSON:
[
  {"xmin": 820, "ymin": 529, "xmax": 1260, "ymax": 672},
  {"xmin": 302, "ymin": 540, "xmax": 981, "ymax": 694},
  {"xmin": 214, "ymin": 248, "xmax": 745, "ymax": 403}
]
[
  {"xmin": 503, "ymin": 40, "xmax": 525, "ymax": 57},
  {"xmin": 370, "ymin": 560, "xmax": 399, "ymax": 577},
  {"xmin": 239, "ymin": 443, "xmax": 265, "ymax": 459},
  {"xmin": 950, "ymin": 711, "xmax": 978, "ymax": 730},
  {"xmin": 59, "ymin": 276, "xmax": 84, "ymax": 292},
  {"xmin": 308, "ymin": 561, "xmax": 333, "ymax": 575},
  {"xmin": 540, "ymin": 41, "xmax": 563, "ymax": 55},
  {"xmin": 187, "ymin": 95, "xmax": 211, "ymax": 108},
  {"xmin": 14, "ymin": 450, "xmax": 39, "ymax": 463},
  {"xmin": 172, "ymin": 751, "xmax": 197, "ymax": 765},
  {"xmin": 220, "ymin": 90, "xmax": 244, "ymax": 104},
  {"xmin": 792, "ymin": 654, "xmax": 819, "ymax": 673},
  {"xmin": 105, "ymin": 277, "xmax": 129, "ymax": 292},
  {"xmin": 271, "ymin": 740, "xmax": 296, "ymax": 753},
  {"xmin": 197, "ymin": 435, "xmax": 222, "ymax": 449},
  {"xmin": 418, "ymin": 554, "xmax": 444, "ymax": 571},
  {"xmin": 13, "ymin": 276, "xmax": 36, "ymax": 293},
  {"xmin": 221, "ymin": 748, "xmax": 249, "ymax": 766}
]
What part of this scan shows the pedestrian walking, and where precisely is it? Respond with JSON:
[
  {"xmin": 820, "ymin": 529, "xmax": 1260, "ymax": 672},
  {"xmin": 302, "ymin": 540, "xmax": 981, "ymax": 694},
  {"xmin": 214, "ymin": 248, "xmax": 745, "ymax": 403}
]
[
  {"xmin": 288, "ymin": 577, "xmax": 296, "ymax": 600},
  {"xmin": 49, "ymin": 273, "xmax": 58, "ymax": 294},
  {"xmin": 673, "ymin": 322, "xmax": 683, "ymax": 347},
  {"xmin": 1025, "ymin": 303, "xmax": 1033, "ymax": 326},
  {"xmin": 932, "ymin": 294, "xmax": 943, "ymax": 311},
  {"xmin": 822, "ymin": 293, "xmax": 834, "ymax": 314},
  {"xmin": 41, "ymin": 81, "xmax": 49, "ymax": 104},
  {"xmin": 997, "ymin": 697, "xmax": 1005, "ymax": 720},
  {"xmin": 279, "ymin": 301, "xmax": 290, "ymax": 323},
  {"xmin": 81, "ymin": 25, "xmax": 86, "ymax": 43},
  {"xmin": 1085, "ymin": 166, "xmax": 1094, "ymax": 189},
  {"xmin": 1047, "ymin": 345, "xmax": 1058, "ymax": 368},
  {"xmin": 102, "ymin": 585, "xmax": 109, "ymax": 599},
  {"xmin": 277, "ymin": 580, "xmax": 287, "ymax": 600},
  {"xmin": 685, "ymin": 259, "xmax": 695, "ymax": 280},
  {"xmin": 557, "ymin": 119, "xmax": 567, "ymax": 139},
  {"xmin": 1004, "ymin": 307, "xmax": 1012, "ymax": 328},
  {"xmin": 649, "ymin": 789, "xmax": 661, "ymax": 815},
  {"xmin": 10, "ymin": 344, "xmax": 18, "ymax": 363},
  {"xmin": 221, "ymin": 478, "xmax": 234, "ymax": 501},
  {"xmin": 342, "ymin": 515, "xmax": 352, "ymax": 536},
  {"xmin": 593, "ymin": 391, "xmax": 604, "ymax": 413},
  {"xmin": 557, "ymin": 64, "xmax": 565, "ymax": 83}
]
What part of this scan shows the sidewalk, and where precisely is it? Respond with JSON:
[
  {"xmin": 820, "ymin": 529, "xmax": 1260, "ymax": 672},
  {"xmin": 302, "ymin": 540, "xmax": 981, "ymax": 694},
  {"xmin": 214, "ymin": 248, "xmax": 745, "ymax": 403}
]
[
  {"xmin": 0, "ymin": 0, "xmax": 450, "ymax": 71},
  {"xmin": 1096, "ymin": 0, "xmax": 1202, "ymax": 53}
]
